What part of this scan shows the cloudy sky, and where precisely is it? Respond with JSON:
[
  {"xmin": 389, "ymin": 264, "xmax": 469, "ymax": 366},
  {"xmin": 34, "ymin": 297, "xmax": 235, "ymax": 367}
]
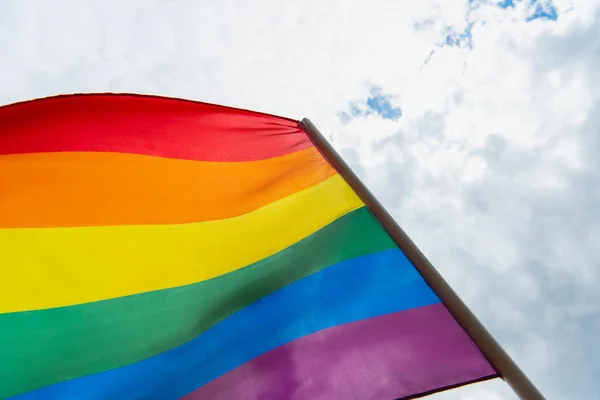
[{"xmin": 1, "ymin": 0, "xmax": 599, "ymax": 398}]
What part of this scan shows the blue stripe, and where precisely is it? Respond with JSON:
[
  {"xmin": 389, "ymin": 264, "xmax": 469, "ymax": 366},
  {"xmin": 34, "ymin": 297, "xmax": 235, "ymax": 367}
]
[{"xmin": 13, "ymin": 249, "xmax": 441, "ymax": 400}]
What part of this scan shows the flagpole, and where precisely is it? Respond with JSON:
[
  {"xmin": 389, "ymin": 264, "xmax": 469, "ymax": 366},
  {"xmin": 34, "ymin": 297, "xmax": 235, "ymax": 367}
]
[{"xmin": 299, "ymin": 118, "xmax": 545, "ymax": 400}]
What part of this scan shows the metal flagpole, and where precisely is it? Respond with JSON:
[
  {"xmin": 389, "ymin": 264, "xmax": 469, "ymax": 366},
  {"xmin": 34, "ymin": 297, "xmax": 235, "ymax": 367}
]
[{"xmin": 299, "ymin": 118, "xmax": 545, "ymax": 400}]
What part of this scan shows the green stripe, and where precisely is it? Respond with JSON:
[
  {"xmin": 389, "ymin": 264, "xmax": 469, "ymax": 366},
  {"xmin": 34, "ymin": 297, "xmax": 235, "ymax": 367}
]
[{"xmin": 0, "ymin": 207, "xmax": 396, "ymax": 398}]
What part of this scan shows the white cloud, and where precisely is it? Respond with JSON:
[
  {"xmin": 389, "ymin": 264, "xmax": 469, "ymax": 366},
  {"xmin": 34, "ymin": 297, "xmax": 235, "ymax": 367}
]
[{"xmin": 1, "ymin": 0, "xmax": 599, "ymax": 398}]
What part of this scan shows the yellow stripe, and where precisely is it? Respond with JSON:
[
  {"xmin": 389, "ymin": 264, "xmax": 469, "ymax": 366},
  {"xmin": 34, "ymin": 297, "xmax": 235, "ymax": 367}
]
[{"xmin": 0, "ymin": 175, "xmax": 362, "ymax": 313}]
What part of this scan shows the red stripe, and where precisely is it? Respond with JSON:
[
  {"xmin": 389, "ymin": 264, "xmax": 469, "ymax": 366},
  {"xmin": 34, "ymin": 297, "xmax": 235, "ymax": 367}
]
[{"xmin": 0, "ymin": 94, "xmax": 311, "ymax": 161}]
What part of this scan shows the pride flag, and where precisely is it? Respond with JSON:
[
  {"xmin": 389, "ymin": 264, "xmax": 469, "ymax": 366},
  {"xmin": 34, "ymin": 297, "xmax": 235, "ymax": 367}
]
[{"xmin": 0, "ymin": 94, "xmax": 497, "ymax": 399}]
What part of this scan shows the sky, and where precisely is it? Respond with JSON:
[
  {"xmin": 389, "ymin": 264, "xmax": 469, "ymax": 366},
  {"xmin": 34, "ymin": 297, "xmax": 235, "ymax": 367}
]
[{"xmin": 1, "ymin": 0, "xmax": 599, "ymax": 398}]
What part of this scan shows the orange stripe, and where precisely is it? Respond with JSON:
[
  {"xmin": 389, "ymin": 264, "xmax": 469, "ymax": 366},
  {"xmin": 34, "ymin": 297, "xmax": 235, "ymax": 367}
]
[{"xmin": 0, "ymin": 147, "xmax": 335, "ymax": 228}]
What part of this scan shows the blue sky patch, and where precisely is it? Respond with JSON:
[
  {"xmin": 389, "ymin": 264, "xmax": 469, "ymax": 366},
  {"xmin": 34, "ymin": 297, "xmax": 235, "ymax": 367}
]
[
  {"xmin": 366, "ymin": 92, "xmax": 402, "ymax": 120},
  {"xmin": 445, "ymin": 22, "xmax": 474, "ymax": 48},
  {"xmin": 498, "ymin": 0, "xmax": 558, "ymax": 21},
  {"xmin": 498, "ymin": 0, "xmax": 515, "ymax": 7},
  {"xmin": 339, "ymin": 88, "xmax": 402, "ymax": 122}
]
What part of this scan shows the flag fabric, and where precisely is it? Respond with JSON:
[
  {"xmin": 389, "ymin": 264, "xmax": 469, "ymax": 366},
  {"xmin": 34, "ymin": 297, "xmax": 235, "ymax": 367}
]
[{"xmin": 0, "ymin": 94, "xmax": 497, "ymax": 400}]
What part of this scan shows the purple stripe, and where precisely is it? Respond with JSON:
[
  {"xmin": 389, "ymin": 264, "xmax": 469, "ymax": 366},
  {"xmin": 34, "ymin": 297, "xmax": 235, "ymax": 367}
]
[{"xmin": 183, "ymin": 303, "xmax": 497, "ymax": 400}]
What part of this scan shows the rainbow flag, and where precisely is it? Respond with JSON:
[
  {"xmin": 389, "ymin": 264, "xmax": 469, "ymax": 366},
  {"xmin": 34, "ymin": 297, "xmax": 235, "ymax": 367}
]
[{"xmin": 0, "ymin": 94, "xmax": 497, "ymax": 399}]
